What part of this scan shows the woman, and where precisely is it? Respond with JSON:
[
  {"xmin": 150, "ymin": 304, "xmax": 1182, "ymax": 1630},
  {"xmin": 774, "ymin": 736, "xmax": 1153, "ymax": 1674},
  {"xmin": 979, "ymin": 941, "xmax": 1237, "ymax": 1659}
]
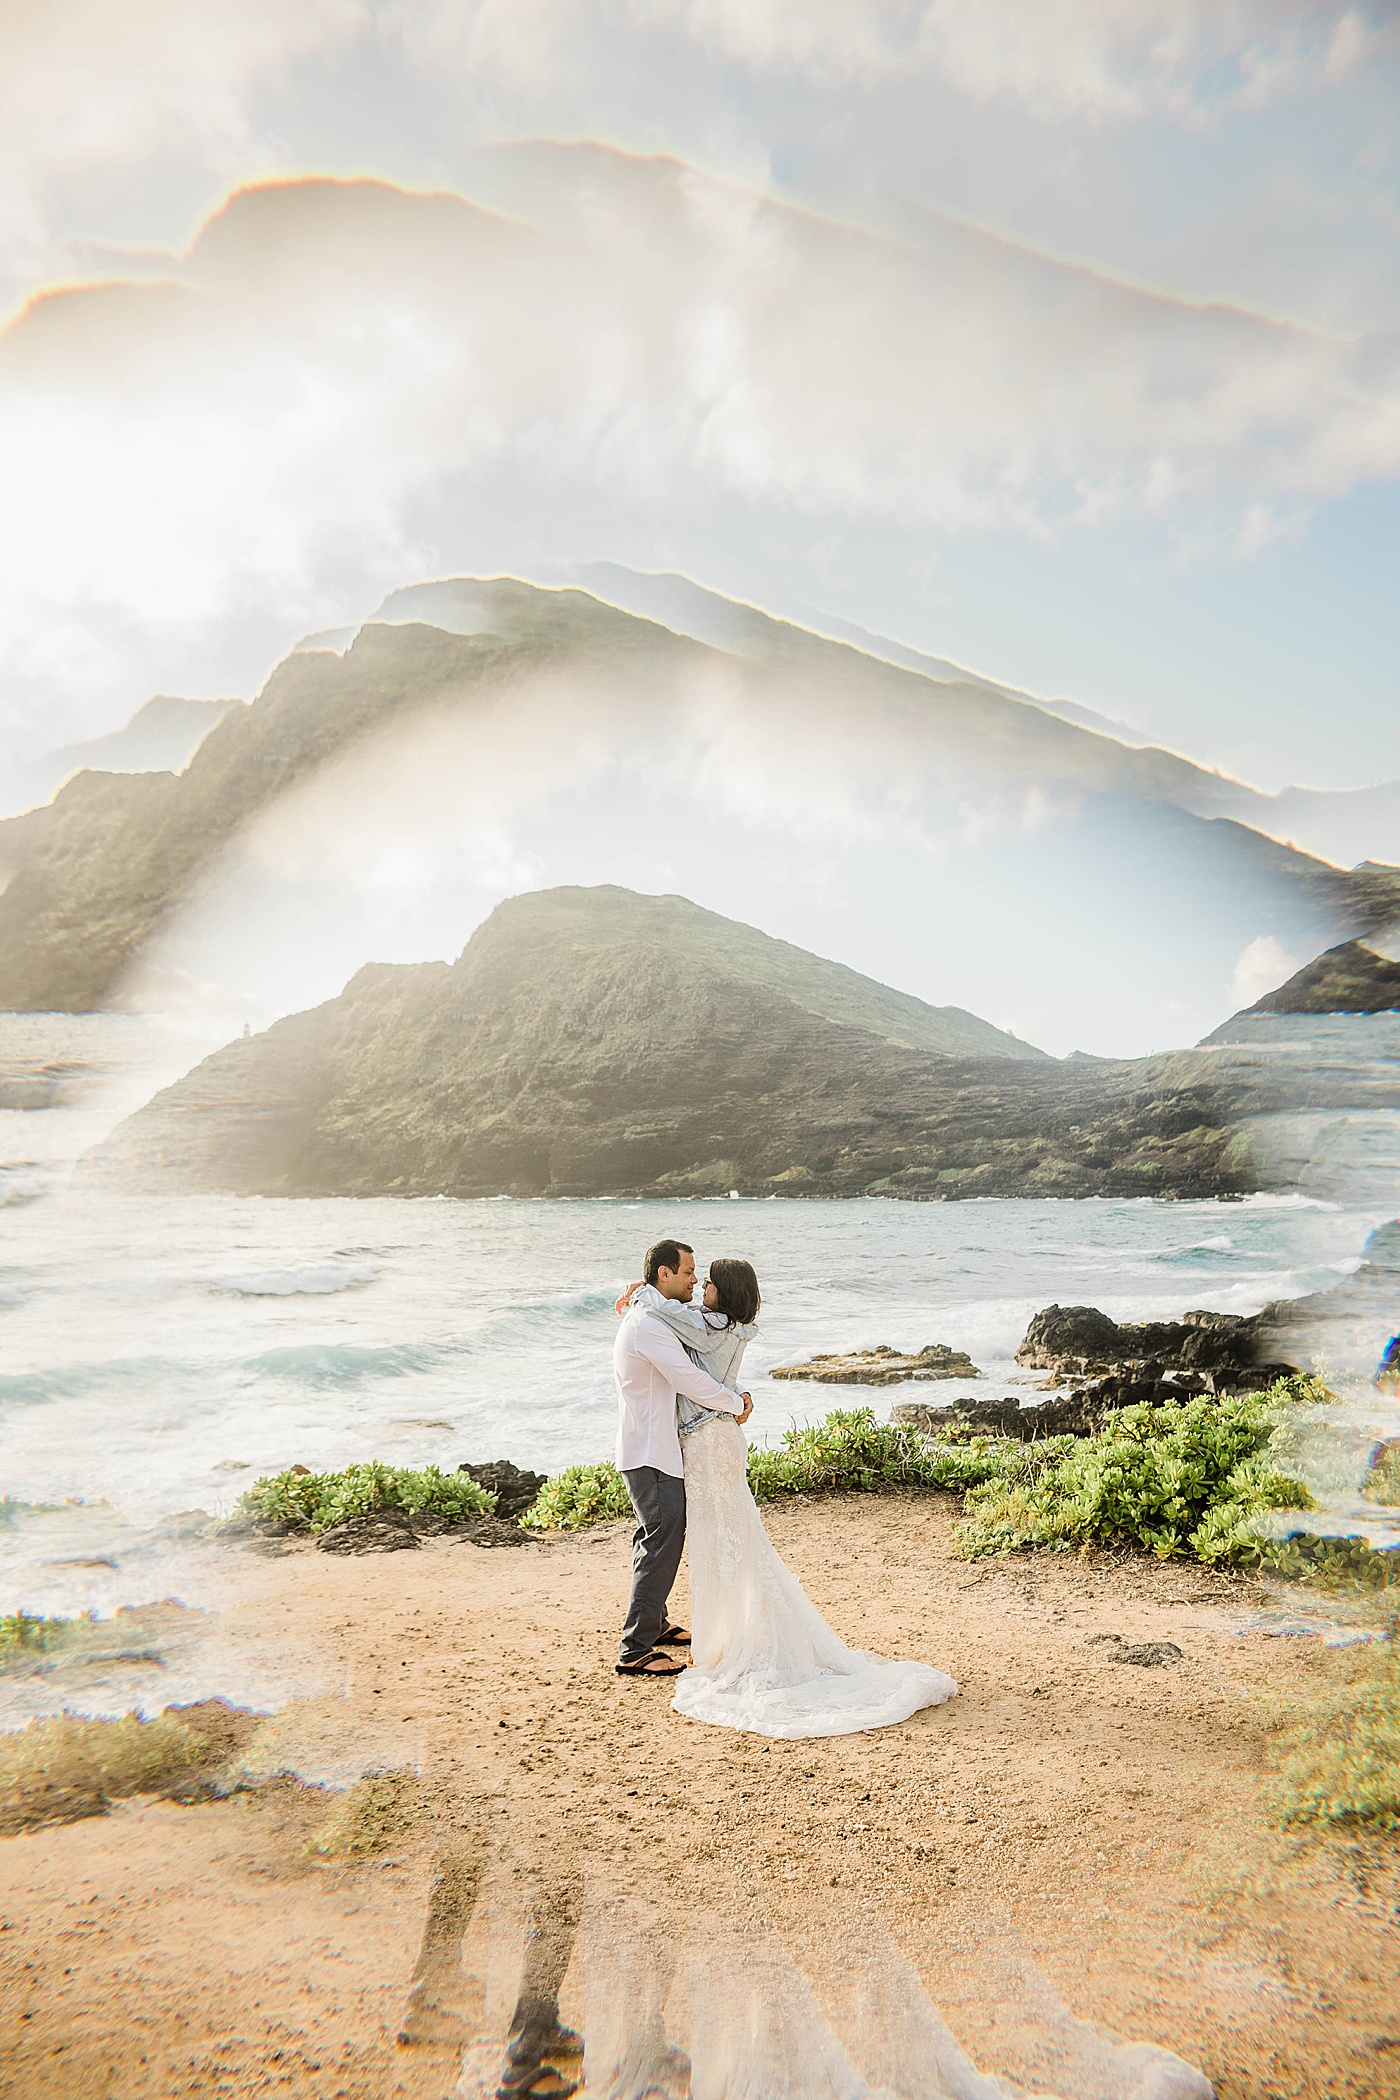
[{"xmin": 623, "ymin": 1259, "xmax": 957, "ymax": 1740}]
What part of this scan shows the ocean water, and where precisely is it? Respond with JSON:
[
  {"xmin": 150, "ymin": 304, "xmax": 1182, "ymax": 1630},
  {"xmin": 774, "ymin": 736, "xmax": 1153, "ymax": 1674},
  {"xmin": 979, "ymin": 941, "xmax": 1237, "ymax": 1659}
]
[{"xmin": 1, "ymin": 1014, "xmax": 1395, "ymax": 1627}]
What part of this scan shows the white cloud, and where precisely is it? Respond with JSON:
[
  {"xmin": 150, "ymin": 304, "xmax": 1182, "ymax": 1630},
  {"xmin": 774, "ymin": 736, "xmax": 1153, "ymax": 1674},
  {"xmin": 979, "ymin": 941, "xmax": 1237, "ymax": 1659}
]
[
  {"xmin": 412, "ymin": 0, "xmax": 1400, "ymax": 134},
  {"xmin": 389, "ymin": 0, "xmax": 1384, "ymax": 120},
  {"xmin": 1, "ymin": 149, "xmax": 1397, "ymax": 740},
  {"xmin": 1230, "ymin": 932, "xmax": 1299, "ymax": 1004},
  {"xmin": 0, "ymin": 0, "xmax": 365, "ymax": 301},
  {"xmin": 912, "ymin": 0, "xmax": 1382, "ymax": 122},
  {"xmin": 0, "ymin": 1, "xmax": 1388, "ymax": 315}
]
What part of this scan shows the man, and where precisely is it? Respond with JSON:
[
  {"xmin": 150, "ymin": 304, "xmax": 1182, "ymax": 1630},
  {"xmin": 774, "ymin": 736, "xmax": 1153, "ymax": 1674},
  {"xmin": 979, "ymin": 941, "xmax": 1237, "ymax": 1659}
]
[{"xmin": 612, "ymin": 1237, "xmax": 752, "ymax": 1677}]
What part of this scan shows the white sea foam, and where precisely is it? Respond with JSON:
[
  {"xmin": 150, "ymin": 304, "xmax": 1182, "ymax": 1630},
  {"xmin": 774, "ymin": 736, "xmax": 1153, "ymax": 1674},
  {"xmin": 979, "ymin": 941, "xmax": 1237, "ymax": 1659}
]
[{"xmin": 210, "ymin": 1261, "xmax": 381, "ymax": 1296}]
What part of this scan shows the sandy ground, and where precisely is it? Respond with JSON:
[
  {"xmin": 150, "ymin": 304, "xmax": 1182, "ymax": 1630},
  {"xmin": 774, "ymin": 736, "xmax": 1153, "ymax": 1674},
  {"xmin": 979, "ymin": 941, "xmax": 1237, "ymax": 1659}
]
[{"xmin": 1, "ymin": 1495, "xmax": 1398, "ymax": 2100}]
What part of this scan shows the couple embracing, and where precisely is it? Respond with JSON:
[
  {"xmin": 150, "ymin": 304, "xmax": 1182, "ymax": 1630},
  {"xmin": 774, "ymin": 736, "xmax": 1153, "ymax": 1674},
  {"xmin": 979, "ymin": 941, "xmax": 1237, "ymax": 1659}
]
[{"xmin": 612, "ymin": 1238, "xmax": 956, "ymax": 1740}]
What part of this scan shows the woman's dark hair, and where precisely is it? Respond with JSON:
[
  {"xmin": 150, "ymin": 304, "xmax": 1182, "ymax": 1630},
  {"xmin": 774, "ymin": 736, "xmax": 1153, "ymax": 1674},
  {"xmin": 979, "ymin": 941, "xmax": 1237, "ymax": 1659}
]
[{"xmin": 707, "ymin": 1257, "xmax": 760, "ymax": 1327}]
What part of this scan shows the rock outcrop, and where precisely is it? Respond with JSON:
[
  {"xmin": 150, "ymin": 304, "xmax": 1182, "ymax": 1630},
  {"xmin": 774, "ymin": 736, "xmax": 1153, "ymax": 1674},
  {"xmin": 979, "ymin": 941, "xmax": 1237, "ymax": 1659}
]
[
  {"xmin": 890, "ymin": 1299, "xmax": 1305, "ymax": 1444},
  {"xmin": 771, "ymin": 1344, "xmax": 979, "ymax": 1386},
  {"xmin": 456, "ymin": 1460, "xmax": 546, "ymax": 1519},
  {"xmin": 1015, "ymin": 1303, "xmax": 1286, "ymax": 1384}
]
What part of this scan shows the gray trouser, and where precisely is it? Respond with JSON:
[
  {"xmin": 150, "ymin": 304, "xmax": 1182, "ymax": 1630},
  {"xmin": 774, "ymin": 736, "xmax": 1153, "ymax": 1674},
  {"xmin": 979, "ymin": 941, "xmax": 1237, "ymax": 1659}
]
[{"xmin": 619, "ymin": 1466, "xmax": 686, "ymax": 1663}]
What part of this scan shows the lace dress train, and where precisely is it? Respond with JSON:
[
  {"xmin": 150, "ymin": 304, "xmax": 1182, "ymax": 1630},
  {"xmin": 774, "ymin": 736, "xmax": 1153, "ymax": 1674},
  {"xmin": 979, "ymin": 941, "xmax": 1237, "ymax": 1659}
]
[{"xmin": 673, "ymin": 1416, "xmax": 957, "ymax": 1740}]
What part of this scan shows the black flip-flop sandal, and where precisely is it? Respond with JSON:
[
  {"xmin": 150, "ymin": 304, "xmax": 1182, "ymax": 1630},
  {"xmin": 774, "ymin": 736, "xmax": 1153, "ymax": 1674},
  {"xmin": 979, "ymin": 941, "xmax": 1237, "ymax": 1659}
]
[
  {"xmin": 656, "ymin": 1625, "xmax": 691, "ymax": 1646},
  {"xmin": 497, "ymin": 2022, "xmax": 583, "ymax": 2100},
  {"xmin": 615, "ymin": 1650, "xmax": 686, "ymax": 1676},
  {"xmin": 498, "ymin": 2065, "xmax": 578, "ymax": 2100}
]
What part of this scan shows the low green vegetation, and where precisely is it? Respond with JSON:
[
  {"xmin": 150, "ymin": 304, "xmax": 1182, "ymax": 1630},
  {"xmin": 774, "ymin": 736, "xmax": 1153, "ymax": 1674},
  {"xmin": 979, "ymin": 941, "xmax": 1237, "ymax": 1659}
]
[
  {"xmin": 957, "ymin": 1390, "xmax": 1314, "ymax": 1564},
  {"xmin": 745, "ymin": 1408, "xmax": 1009, "ymax": 1501},
  {"xmin": 520, "ymin": 1384, "xmax": 1336, "ymax": 1573},
  {"xmin": 232, "ymin": 1461, "xmax": 494, "ymax": 1535},
  {"xmin": 520, "ymin": 1410, "xmax": 1018, "ymax": 1530},
  {"xmin": 1266, "ymin": 1618, "xmax": 1400, "ymax": 1832},
  {"xmin": 304, "ymin": 1771, "xmax": 426, "ymax": 1858},
  {"xmin": 248, "ymin": 1382, "xmax": 1380, "ymax": 1596},
  {"xmin": 0, "ymin": 1712, "xmax": 211, "ymax": 1836},
  {"xmin": 521, "ymin": 1461, "xmax": 634, "ymax": 1530}
]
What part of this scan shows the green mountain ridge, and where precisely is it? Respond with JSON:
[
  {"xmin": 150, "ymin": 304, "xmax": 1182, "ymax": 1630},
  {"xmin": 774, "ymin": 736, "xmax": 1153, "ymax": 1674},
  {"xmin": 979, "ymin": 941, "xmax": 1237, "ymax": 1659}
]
[
  {"xmin": 1242, "ymin": 937, "xmax": 1400, "ymax": 1018},
  {"xmin": 86, "ymin": 885, "xmax": 1265, "ymax": 1201}
]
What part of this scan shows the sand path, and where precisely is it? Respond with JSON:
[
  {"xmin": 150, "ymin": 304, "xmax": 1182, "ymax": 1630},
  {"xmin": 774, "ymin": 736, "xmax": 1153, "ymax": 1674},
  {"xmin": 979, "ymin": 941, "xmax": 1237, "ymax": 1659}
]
[{"xmin": 1, "ymin": 1495, "xmax": 1397, "ymax": 2099}]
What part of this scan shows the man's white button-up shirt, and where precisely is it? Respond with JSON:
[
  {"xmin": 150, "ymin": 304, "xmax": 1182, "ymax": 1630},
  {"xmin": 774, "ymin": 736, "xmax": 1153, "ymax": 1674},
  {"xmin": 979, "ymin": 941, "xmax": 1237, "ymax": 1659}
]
[{"xmin": 613, "ymin": 1304, "xmax": 745, "ymax": 1479}]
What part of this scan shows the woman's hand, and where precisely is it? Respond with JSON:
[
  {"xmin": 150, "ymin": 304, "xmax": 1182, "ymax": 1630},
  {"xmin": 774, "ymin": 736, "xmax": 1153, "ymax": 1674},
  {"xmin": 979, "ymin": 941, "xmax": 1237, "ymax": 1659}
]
[
  {"xmin": 736, "ymin": 1392, "xmax": 754, "ymax": 1426},
  {"xmin": 614, "ymin": 1280, "xmax": 644, "ymax": 1315}
]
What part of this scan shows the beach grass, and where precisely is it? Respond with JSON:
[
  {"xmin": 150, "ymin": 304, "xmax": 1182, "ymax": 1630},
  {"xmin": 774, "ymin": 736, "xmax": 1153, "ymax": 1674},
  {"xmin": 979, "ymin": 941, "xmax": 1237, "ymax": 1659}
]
[
  {"xmin": 0, "ymin": 1610, "xmax": 95, "ymax": 1668},
  {"xmin": 0, "ymin": 1712, "xmax": 212, "ymax": 1836},
  {"xmin": 1266, "ymin": 1616, "xmax": 1400, "ymax": 1831}
]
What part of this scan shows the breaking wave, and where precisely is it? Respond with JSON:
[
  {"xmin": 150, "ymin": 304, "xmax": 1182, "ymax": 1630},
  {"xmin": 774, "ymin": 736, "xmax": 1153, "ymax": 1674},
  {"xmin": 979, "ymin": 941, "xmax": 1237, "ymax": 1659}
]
[{"xmin": 210, "ymin": 1261, "xmax": 381, "ymax": 1297}]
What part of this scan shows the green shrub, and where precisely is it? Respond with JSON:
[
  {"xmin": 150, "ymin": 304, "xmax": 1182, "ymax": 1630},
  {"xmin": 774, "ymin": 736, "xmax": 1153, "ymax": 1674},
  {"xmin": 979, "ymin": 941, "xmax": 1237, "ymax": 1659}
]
[
  {"xmin": 520, "ymin": 1461, "xmax": 633, "ymax": 1531},
  {"xmin": 955, "ymin": 1390, "xmax": 1313, "ymax": 1563},
  {"xmin": 744, "ymin": 1443, "xmax": 805, "ymax": 1503},
  {"xmin": 746, "ymin": 1408, "xmax": 1023, "ymax": 1502},
  {"xmin": 233, "ymin": 1461, "xmax": 494, "ymax": 1536},
  {"xmin": 1266, "ymin": 1621, "xmax": 1400, "ymax": 1831},
  {"xmin": 515, "ymin": 1381, "xmax": 1332, "ymax": 1569},
  {"xmin": 519, "ymin": 1411, "xmax": 1022, "ymax": 1523}
]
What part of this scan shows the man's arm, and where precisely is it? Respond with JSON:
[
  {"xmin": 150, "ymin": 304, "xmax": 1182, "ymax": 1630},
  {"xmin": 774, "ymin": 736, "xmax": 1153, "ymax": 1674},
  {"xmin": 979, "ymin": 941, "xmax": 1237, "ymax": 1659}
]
[{"xmin": 631, "ymin": 1317, "xmax": 747, "ymax": 1416}]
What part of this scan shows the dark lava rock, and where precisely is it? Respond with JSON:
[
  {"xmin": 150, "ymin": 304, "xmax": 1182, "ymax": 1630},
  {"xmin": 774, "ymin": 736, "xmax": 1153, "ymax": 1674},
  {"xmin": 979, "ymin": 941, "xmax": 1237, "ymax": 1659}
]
[
  {"xmin": 893, "ymin": 1378, "xmax": 1223, "ymax": 1440},
  {"xmin": 892, "ymin": 1393, "xmax": 1102, "ymax": 1440},
  {"xmin": 316, "ymin": 1509, "xmax": 420, "ymax": 1554},
  {"xmin": 456, "ymin": 1459, "xmax": 547, "ymax": 1519},
  {"xmin": 313, "ymin": 1506, "xmax": 533, "ymax": 1552},
  {"xmin": 891, "ymin": 1395, "xmax": 1025, "ymax": 1436},
  {"xmin": 1016, "ymin": 1305, "xmax": 1124, "ymax": 1370},
  {"xmin": 1015, "ymin": 1302, "xmax": 1295, "ymax": 1388}
]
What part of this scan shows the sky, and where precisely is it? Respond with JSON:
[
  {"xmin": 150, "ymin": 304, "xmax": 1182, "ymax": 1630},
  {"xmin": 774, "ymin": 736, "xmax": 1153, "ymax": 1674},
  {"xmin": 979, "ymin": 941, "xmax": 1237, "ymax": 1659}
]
[{"xmin": 1, "ymin": 0, "xmax": 1399, "ymax": 798}]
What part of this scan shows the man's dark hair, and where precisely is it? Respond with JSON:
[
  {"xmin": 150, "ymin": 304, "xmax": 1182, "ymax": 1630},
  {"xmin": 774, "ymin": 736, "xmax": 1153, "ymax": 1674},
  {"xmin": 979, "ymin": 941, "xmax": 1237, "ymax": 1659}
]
[{"xmin": 644, "ymin": 1238, "xmax": 693, "ymax": 1286}]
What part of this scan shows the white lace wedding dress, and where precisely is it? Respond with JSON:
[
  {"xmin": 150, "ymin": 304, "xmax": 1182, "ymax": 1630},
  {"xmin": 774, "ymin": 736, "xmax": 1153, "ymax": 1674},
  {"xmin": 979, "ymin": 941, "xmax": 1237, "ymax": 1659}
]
[{"xmin": 674, "ymin": 1411, "xmax": 958, "ymax": 1740}]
